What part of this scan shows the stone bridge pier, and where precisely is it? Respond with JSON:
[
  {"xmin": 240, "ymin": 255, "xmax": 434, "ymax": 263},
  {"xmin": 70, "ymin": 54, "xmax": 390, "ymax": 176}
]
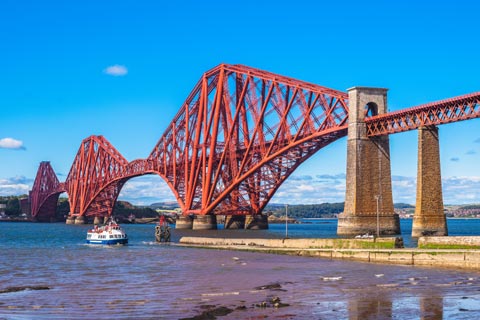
[
  {"xmin": 412, "ymin": 126, "xmax": 447, "ymax": 237},
  {"xmin": 337, "ymin": 87, "xmax": 400, "ymax": 236}
]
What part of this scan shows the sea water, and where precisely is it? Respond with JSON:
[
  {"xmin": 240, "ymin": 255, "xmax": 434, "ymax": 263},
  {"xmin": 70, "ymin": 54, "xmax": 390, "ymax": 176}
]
[{"xmin": 0, "ymin": 220, "xmax": 479, "ymax": 319}]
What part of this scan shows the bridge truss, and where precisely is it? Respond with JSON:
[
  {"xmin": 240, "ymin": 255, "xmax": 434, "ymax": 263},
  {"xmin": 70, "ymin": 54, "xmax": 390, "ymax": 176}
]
[
  {"xmin": 367, "ymin": 92, "xmax": 480, "ymax": 136},
  {"xmin": 29, "ymin": 64, "xmax": 480, "ymax": 221}
]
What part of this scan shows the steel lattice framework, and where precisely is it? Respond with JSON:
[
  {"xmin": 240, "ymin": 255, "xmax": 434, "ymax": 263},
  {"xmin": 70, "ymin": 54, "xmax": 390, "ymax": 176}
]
[
  {"xmin": 28, "ymin": 64, "xmax": 480, "ymax": 221},
  {"xmin": 367, "ymin": 92, "xmax": 480, "ymax": 136},
  {"xmin": 29, "ymin": 161, "xmax": 66, "ymax": 221},
  {"xmin": 65, "ymin": 136, "xmax": 158, "ymax": 218},
  {"xmin": 148, "ymin": 64, "xmax": 349, "ymax": 215}
]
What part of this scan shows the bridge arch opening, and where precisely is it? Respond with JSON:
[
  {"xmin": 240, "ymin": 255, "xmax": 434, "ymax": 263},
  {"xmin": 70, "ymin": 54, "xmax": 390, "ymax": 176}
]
[
  {"xmin": 56, "ymin": 193, "xmax": 70, "ymax": 221},
  {"xmin": 270, "ymin": 138, "xmax": 347, "ymax": 206},
  {"xmin": 364, "ymin": 102, "xmax": 379, "ymax": 118},
  {"xmin": 33, "ymin": 191, "xmax": 69, "ymax": 222},
  {"xmin": 114, "ymin": 174, "xmax": 179, "ymax": 222}
]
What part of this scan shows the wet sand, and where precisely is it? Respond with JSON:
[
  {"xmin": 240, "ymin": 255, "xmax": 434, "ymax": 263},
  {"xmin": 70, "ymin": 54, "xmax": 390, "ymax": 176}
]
[
  {"xmin": 1, "ymin": 223, "xmax": 480, "ymax": 319},
  {"xmin": 167, "ymin": 248, "xmax": 480, "ymax": 319}
]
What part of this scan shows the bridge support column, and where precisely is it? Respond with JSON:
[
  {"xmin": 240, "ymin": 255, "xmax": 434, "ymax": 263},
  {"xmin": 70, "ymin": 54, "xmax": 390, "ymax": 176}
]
[
  {"xmin": 93, "ymin": 216, "xmax": 103, "ymax": 225},
  {"xmin": 175, "ymin": 215, "xmax": 193, "ymax": 229},
  {"xmin": 224, "ymin": 215, "xmax": 246, "ymax": 229},
  {"xmin": 66, "ymin": 216, "xmax": 75, "ymax": 224},
  {"xmin": 192, "ymin": 215, "xmax": 217, "ymax": 230},
  {"xmin": 74, "ymin": 216, "xmax": 86, "ymax": 225},
  {"xmin": 412, "ymin": 126, "xmax": 447, "ymax": 237},
  {"xmin": 245, "ymin": 214, "xmax": 268, "ymax": 229},
  {"xmin": 337, "ymin": 87, "xmax": 400, "ymax": 236}
]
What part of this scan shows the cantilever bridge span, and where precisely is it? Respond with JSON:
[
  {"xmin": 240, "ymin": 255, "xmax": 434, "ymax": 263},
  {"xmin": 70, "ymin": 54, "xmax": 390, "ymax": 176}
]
[{"xmin": 29, "ymin": 64, "xmax": 480, "ymax": 235}]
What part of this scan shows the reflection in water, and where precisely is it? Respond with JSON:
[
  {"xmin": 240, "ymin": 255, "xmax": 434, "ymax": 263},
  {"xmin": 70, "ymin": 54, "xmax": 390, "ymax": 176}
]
[
  {"xmin": 420, "ymin": 295, "xmax": 443, "ymax": 319},
  {"xmin": 349, "ymin": 295, "xmax": 443, "ymax": 319},
  {"xmin": 349, "ymin": 295, "xmax": 392, "ymax": 319}
]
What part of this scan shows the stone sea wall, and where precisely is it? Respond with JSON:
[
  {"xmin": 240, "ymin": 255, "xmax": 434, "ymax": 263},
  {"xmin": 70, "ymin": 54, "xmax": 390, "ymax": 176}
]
[
  {"xmin": 418, "ymin": 236, "xmax": 480, "ymax": 249},
  {"xmin": 179, "ymin": 237, "xmax": 480, "ymax": 270},
  {"xmin": 179, "ymin": 236, "xmax": 402, "ymax": 249}
]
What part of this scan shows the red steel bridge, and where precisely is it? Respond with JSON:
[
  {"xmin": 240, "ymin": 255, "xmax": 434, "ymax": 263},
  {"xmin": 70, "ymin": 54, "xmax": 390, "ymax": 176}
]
[{"xmin": 29, "ymin": 64, "xmax": 480, "ymax": 222}]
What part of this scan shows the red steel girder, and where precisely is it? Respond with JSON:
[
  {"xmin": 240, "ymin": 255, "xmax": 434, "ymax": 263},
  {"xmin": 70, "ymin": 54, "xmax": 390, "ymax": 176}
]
[
  {"xmin": 367, "ymin": 92, "xmax": 480, "ymax": 136},
  {"xmin": 65, "ymin": 135, "xmax": 131, "ymax": 218},
  {"xmin": 31, "ymin": 64, "xmax": 349, "ymax": 219},
  {"xmin": 31, "ymin": 63, "xmax": 480, "ymax": 220},
  {"xmin": 64, "ymin": 136, "xmax": 175, "ymax": 219},
  {"xmin": 148, "ymin": 64, "xmax": 349, "ymax": 215},
  {"xmin": 29, "ymin": 161, "xmax": 66, "ymax": 221}
]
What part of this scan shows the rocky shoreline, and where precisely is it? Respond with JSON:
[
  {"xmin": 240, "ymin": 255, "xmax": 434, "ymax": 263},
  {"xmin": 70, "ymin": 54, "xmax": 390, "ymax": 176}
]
[{"xmin": 180, "ymin": 282, "xmax": 290, "ymax": 320}]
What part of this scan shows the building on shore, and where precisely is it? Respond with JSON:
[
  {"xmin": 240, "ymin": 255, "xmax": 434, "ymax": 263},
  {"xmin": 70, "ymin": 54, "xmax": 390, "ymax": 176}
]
[{"xmin": 0, "ymin": 203, "xmax": 5, "ymax": 217}]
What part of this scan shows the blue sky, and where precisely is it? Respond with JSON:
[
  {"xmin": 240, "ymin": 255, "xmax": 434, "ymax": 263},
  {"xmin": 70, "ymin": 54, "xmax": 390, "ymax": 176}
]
[{"xmin": 1, "ymin": 0, "xmax": 480, "ymax": 205}]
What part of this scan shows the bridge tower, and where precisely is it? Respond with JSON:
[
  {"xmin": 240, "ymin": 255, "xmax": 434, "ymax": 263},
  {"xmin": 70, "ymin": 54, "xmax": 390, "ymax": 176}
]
[
  {"xmin": 337, "ymin": 87, "xmax": 400, "ymax": 235},
  {"xmin": 412, "ymin": 126, "xmax": 447, "ymax": 237}
]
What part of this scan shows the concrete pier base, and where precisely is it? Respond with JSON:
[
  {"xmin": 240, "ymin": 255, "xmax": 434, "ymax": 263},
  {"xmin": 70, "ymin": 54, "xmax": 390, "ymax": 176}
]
[
  {"xmin": 192, "ymin": 215, "xmax": 217, "ymax": 230},
  {"xmin": 224, "ymin": 215, "xmax": 246, "ymax": 229},
  {"xmin": 175, "ymin": 215, "xmax": 193, "ymax": 229},
  {"xmin": 93, "ymin": 216, "xmax": 103, "ymax": 225},
  {"xmin": 337, "ymin": 213, "xmax": 400, "ymax": 236},
  {"xmin": 245, "ymin": 214, "xmax": 268, "ymax": 229},
  {"xmin": 66, "ymin": 216, "xmax": 75, "ymax": 225},
  {"xmin": 74, "ymin": 216, "xmax": 85, "ymax": 225}
]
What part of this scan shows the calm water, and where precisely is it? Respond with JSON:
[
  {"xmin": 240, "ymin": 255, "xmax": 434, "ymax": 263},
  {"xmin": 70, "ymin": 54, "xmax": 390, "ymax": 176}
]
[{"xmin": 0, "ymin": 219, "xmax": 480, "ymax": 319}]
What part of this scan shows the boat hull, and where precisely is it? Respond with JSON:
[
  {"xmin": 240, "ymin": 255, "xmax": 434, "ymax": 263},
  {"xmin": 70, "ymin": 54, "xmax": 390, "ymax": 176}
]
[{"xmin": 85, "ymin": 238, "xmax": 128, "ymax": 245}]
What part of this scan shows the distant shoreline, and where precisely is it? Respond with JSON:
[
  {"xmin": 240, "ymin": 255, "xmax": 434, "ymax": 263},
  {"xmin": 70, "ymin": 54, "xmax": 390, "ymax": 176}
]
[{"xmin": 1, "ymin": 217, "xmax": 480, "ymax": 224}]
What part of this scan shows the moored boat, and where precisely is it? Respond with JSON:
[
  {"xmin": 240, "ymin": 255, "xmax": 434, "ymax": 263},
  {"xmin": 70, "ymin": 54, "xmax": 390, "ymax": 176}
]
[
  {"xmin": 155, "ymin": 215, "xmax": 171, "ymax": 242},
  {"xmin": 86, "ymin": 219, "xmax": 128, "ymax": 245}
]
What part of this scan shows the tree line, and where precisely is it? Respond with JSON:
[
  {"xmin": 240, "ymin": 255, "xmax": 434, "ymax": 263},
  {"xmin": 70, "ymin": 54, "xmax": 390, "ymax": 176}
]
[
  {"xmin": 0, "ymin": 195, "xmax": 25, "ymax": 216},
  {"xmin": 265, "ymin": 203, "xmax": 345, "ymax": 218}
]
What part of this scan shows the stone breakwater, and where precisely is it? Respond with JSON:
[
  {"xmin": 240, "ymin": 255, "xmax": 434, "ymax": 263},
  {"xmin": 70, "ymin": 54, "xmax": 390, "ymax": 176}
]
[
  {"xmin": 179, "ymin": 237, "xmax": 480, "ymax": 270},
  {"xmin": 418, "ymin": 236, "xmax": 480, "ymax": 249}
]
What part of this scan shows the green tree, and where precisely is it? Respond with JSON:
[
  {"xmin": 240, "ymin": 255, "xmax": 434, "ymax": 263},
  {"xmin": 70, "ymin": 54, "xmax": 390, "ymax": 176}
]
[{"xmin": 5, "ymin": 198, "xmax": 21, "ymax": 216}]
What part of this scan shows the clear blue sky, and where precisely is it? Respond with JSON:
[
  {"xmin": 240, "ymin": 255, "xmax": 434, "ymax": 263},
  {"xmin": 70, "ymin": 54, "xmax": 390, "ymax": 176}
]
[{"xmin": 1, "ymin": 0, "xmax": 480, "ymax": 205}]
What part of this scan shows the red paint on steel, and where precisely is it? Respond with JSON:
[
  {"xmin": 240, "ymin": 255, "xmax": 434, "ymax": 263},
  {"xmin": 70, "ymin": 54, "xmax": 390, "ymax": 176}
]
[
  {"xmin": 366, "ymin": 92, "xmax": 480, "ymax": 136},
  {"xmin": 29, "ymin": 161, "xmax": 66, "ymax": 220},
  {"xmin": 32, "ymin": 65, "xmax": 478, "ymax": 221},
  {"xmin": 146, "ymin": 64, "xmax": 349, "ymax": 216}
]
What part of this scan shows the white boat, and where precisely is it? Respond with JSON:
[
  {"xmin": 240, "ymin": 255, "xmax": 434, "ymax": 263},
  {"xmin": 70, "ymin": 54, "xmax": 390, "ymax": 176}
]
[
  {"xmin": 86, "ymin": 219, "xmax": 128, "ymax": 245},
  {"xmin": 355, "ymin": 233, "xmax": 374, "ymax": 239}
]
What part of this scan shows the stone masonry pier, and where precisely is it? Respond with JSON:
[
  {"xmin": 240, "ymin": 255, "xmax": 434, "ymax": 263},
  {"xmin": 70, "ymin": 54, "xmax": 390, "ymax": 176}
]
[
  {"xmin": 337, "ymin": 87, "xmax": 400, "ymax": 236},
  {"xmin": 412, "ymin": 126, "xmax": 448, "ymax": 237}
]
